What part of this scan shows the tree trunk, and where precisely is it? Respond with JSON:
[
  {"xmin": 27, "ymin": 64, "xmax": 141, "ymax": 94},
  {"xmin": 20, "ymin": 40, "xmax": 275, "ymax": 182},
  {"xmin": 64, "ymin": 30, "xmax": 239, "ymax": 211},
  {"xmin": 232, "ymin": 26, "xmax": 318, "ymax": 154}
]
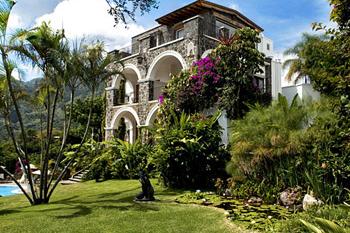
[
  {"xmin": 48, "ymin": 89, "xmax": 75, "ymax": 189},
  {"xmin": 47, "ymin": 87, "xmax": 96, "ymax": 201},
  {"xmin": 1, "ymin": 49, "xmax": 37, "ymax": 202}
]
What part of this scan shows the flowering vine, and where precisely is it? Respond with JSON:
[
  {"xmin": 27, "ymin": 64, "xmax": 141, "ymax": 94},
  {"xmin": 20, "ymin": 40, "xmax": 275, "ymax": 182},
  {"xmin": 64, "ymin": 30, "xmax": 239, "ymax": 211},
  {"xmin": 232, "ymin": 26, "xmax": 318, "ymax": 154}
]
[{"xmin": 190, "ymin": 56, "xmax": 222, "ymax": 94}]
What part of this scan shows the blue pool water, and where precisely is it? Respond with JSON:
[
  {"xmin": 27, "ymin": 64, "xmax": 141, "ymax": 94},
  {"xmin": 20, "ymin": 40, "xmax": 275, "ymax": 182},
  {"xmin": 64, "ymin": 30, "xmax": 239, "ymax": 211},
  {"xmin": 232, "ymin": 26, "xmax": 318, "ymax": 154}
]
[{"xmin": 0, "ymin": 186, "xmax": 20, "ymax": 196}]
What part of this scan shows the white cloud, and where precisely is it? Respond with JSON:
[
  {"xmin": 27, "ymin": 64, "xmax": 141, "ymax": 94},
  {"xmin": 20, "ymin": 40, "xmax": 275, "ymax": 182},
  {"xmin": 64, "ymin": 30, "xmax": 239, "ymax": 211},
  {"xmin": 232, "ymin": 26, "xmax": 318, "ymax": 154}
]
[
  {"xmin": 8, "ymin": 13, "xmax": 24, "ymax": 30},
  {"xmin": 18, "ymin": 64, "xmax": 43, "ymax": 81},
  {"xmin": 230, "ymin": 3, "xmax": 241, "ymax": 12},
  {"xmin": 34, "ymin": 0, "xmax": 145, "ymax": 50}
]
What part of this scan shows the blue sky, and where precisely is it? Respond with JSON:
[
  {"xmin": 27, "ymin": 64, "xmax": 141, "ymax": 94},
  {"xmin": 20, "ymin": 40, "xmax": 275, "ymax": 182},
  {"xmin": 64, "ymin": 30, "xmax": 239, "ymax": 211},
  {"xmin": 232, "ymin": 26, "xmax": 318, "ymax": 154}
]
[{"xmin": 10, "ymin": 0, "xmax": 332, "ymax": 80}]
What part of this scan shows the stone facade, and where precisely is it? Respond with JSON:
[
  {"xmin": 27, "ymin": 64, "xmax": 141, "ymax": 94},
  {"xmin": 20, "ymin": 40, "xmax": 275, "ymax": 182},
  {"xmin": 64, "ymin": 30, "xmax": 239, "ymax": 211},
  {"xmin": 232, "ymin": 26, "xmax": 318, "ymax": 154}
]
[{"xmin": 105, "ymin": 1, "xmax": 278, "ymax": 142}]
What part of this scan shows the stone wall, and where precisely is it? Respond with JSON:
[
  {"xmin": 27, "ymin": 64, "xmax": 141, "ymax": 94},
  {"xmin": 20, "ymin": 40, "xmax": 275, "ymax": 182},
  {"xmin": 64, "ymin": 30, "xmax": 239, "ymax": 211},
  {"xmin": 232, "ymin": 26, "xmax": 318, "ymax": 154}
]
[
  {"xmin": 106, "ymin": 16, "xmax": 204, "ymax": 140},
  {"xmin": 105, "ymin": 10, "xmax": 275, "ymax": 141}
]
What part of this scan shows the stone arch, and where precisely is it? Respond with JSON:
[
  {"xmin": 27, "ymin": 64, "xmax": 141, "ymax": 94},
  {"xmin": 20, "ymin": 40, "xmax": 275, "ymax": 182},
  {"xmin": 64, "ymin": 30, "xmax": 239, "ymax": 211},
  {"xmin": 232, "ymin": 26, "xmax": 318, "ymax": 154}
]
[
  {"xmin": 111, "ymin": 64, "xmax": 142, "ymax": 104},
  {"xmin": 145, "ymin": 104, "xmax": 160, "ymax": 126},
  {"xmin": 201, "ymin": 49, "xmax": 213, "ymax": 58},
  {"xmin": 146, "ymin": 50, "xmax": 187, "ymax": 101},
  {"xmin": 146, "ymin": 50, "xmax": 187, "ymax": 81},
  {"xmin": 110, "ymin": 107, "xmax": 140, "ymax": 143},
  {"xmin": 112, "ymin": 63, "xmax": 142, "ymax": 88}
]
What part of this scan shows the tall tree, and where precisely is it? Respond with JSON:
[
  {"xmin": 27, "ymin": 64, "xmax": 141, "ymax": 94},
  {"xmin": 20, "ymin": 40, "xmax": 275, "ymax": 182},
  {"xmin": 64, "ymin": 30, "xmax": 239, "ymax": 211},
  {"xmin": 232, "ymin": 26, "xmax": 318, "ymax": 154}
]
[
  {"xmin": 47, "ymin": 41, "xmax": 123, "ymax": 201},
  {"xmin": 0, "ymin": 0, "xmax": 37, "ymax": 204},
  {"xmin": 0, "ymin": 0, "xmax": 122, "ymax": 204},
  {"xmin": 214, "ymin": 28, "xmax": 267, "ymax": 119},
  {"xmin": 283, "ymin": 33, "xmax": 327, "ymax": 83}
]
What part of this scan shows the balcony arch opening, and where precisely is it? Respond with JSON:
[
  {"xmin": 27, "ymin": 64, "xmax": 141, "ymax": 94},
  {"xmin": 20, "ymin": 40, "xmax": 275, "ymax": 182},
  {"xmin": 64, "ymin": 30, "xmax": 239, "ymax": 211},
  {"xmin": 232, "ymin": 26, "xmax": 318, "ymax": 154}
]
[
  {"xmin": 112, "ymin": 64, "xmax": 141, "ymax": 105},
  {"xmin": 146, "ymin": 51, "xmax": 187, "ymax": 101},
  {"xmin": 110, "ymin": 107, "xmax": 140, "ymax": 144}
]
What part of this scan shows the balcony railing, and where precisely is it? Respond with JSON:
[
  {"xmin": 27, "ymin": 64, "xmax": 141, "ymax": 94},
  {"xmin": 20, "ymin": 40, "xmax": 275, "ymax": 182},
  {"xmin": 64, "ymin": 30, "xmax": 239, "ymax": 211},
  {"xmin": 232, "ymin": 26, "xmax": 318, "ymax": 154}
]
[
  {"xmin": 148, "ymin": 81, "xmax": 167, "ymax": 101},
  {"xmin": 113, "ymin": 89, "xmax": 138, "ymax": 106},
  {"xmin": 116, "ymin": 42, "xmax": 140, "ymax": 58}
]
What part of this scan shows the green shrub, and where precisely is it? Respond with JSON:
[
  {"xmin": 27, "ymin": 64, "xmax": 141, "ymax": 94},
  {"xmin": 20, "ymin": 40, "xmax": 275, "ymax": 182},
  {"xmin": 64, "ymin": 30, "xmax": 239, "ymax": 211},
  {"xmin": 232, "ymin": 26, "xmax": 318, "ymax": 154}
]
[
  {"xmin": 227, "ymin": 94, "xmax": 309, "ymax": 200},
  {"xmin": 227, "ymin": 95, "xmax": 349, "ymax": 203},
  {"xmin": 270, "ymin": 205, "xmax": 350, "ymax": 233},
  {"xmin": 107, "ymin": 139, "xmax": 151, "ymax": 179},
  {"xmin": 66, "ymin": 138, "xmax": 152, "ymax": 181},
  {"xmin": 301, "ymin": 98, "xmax": 350, "ymax": 203},
  {"xmin": 150, "ymin": 111, "xmax": 230, "ymax": 189}
]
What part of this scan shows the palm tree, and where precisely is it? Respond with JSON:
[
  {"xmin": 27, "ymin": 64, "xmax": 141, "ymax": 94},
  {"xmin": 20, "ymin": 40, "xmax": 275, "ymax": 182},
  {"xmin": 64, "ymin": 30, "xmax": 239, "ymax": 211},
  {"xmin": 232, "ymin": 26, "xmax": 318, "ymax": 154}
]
[
  {"xmin": 47, "ymin": 41, "xmax": 123, "ymax": 201},
  {"xmin": 46, "ymin": 39, "xmax": 85, "ymax": 190},
  {"xmin": 283, "ymin": 33, "xmax": 326, "ymax": 83},
  {"xmin": 14, "ymin": 22, "xmax": 69, "ymax": 203},
  {"xmin": 0, "ymin": 1, "xmax": 123, "ymax": 205},
  {"xmin": 0, "ymin": 0, "xmax": 38, "ymax": 204}
]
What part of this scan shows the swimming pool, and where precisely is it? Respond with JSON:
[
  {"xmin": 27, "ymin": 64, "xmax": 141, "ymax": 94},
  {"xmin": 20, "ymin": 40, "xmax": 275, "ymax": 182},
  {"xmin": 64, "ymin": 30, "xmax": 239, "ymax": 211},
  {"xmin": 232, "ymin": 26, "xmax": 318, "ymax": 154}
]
[{"xmin": 0, "ymin": 185, "xmax": 21, "ymax": 196}]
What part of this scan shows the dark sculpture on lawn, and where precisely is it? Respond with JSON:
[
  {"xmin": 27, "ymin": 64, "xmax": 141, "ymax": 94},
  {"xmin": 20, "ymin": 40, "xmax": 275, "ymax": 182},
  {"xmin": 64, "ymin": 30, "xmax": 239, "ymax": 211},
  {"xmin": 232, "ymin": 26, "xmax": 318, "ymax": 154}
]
[{"xmin": 135, "ymin": 171, "xmax": 155, "ymax": 201}]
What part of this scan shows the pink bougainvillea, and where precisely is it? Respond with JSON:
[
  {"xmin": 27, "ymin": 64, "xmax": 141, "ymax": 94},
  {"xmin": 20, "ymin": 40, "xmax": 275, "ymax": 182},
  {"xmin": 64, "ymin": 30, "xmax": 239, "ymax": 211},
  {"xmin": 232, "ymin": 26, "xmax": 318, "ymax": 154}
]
[
  {"xmin": 158, "ymin": 94, "xmax": 164, "ymax": 104},
  {"xmin": 190, "ymin": 56, "xmax": 221, "ymax": 93}
]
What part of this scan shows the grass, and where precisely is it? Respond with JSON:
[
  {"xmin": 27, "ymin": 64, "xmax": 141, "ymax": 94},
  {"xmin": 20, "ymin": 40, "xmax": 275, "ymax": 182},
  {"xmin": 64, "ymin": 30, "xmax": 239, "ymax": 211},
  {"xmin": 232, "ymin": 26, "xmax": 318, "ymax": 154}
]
[{"xmin": 0, "ymin": 180, "xmax": 244, "ymax": 233}]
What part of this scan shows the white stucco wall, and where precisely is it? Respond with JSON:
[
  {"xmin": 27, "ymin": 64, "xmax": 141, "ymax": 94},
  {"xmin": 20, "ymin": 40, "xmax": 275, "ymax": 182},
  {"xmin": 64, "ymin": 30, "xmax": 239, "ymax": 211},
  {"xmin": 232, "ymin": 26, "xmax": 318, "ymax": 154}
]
[
  {"xmin": 282, "ymin": 83, "xmax": 320, "ymax": 103},
  {"xmin": 271, "ymin": 60, "xmax": 282, "ymax": 99},
  {"xmin": 258, "ymin": 34, "xmax": 274, "ymax": 58},
  {"xmin": 203, "ymin": 108, "xmax": 229, "ymax": 145}
]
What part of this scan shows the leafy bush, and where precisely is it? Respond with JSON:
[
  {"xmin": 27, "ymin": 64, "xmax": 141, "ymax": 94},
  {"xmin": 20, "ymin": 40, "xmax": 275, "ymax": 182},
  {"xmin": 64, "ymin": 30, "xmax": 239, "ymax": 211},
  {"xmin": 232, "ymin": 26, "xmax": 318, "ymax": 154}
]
[
  {"xmin": 65, "ymin": 138, "xmax": 152, "ymax": 181},
  {"xmin": 107, "ymin": 139, "xmax": 151, "ymax": 179},
  {"xmin": 269, "ymin": 205, "xmax": 350, "ymax": 233},
  {"xmin": 302, "ymin": 98, "xmax": 350, "ymax": 203},
  {"xmin": 227, "ymin": 94, "xmax": 309, "ymax": 199},
  {"xmin": 227, "ymin": 95, "xmax": 349, "ymax": 203},
  {"xmin": 150, "ymin": 111, "xmax": 230, "ymax": 189}
]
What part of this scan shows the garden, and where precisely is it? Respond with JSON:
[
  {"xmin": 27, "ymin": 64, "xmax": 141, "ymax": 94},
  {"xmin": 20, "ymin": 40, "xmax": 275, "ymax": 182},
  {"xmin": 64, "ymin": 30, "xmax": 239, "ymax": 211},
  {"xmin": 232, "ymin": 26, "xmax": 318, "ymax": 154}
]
[{"xmin": 1, "ymin": 0, "xmax": 350, "ymax": 232}]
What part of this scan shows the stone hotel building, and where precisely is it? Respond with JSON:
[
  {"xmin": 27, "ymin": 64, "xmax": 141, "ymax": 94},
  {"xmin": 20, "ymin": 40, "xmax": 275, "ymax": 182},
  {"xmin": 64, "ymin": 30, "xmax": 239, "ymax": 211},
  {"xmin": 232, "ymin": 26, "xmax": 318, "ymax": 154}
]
[{"xmin": 105, "ymin": 0, "xmax": 282, "ymax": 143}]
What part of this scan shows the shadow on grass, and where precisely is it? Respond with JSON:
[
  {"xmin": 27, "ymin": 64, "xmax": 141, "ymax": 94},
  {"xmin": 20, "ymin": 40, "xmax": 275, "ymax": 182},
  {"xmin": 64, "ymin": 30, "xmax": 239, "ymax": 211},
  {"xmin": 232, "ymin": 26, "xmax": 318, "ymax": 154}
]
[
  {"xmin": 50, "ymin": 195, "xmax": 80, "ymax": 204},
  {"xmin": 0, "ymin": 183, "xmax": 186, "ymax": 218},
  {"xmin": 95, "ymin": 187, "xmax": 139, "ymax": 199},
  {"xmin": 0, "ymin": 209, "xmax": 20, "ymax": 215},
  {"xmin": 55, "ymin": 205, "xmax": 92, "ymax": 219},
  {"xmin": 99, "ymin": 202, "xmax": 159, "ymax": 212}
]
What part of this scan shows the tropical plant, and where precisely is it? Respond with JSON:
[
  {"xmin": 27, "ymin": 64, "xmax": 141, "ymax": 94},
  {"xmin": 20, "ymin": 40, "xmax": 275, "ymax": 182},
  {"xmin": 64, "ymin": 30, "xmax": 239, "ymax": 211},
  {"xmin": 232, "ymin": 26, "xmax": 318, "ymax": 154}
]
[
  {"xmin": 299, "ymin": 204, "xmax": 350, "ymax": 233},
  {"xmin": 298, "ymin": 0, "xmax": 350, "ymax": 203},
  {"xmin": 213, "ymin": 27, "xmax": 269, "ymax": 119},
  {"xmin": 228, "ymin": 94, "xmax": 308, "ymax": 185},
  {"xmin": 0, "ymin": 0, "xmax": 40, "ymax": 203},
  {"xmin": 0, "ymin": 0, "xmax": 122, "ymax": 204},
  {"xmin": 46, "ymin": 40, "xmax": 122, "ymax": 203},
  {"xmin": 227, "ymin": 94, "xmax": 316, "ymax": 201},
  {"xmin": 300, "ymin": 217, "xmax": 349, "ymax": 233},
  {"xmin": 72, "ymin": 138, "xmax": 151, "ymax": 181},
  {"xmin": 151, "ymin": 110, "xmax": 229, "ymax": 188},
  {"xmin": 108, "ymin": 139, "xmax": 151, "ymax": 179},
  {"xmin": 283, "ymin": 33, "xmax": 327, "ymax": 83}
]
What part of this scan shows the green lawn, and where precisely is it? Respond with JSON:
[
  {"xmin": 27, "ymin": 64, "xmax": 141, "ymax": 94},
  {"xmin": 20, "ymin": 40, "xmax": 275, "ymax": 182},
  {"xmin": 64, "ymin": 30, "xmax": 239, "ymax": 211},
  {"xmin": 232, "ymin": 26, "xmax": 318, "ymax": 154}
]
[{"xmin": 0, "ymin": 180, "xmax": 244, "ymax": 233}]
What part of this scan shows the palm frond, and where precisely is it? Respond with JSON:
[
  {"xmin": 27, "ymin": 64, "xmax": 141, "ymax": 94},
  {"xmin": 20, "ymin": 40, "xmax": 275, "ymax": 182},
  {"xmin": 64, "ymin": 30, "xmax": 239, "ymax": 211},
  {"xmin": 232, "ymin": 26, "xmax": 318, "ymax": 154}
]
[{"xmin": 299, "ymin": 219, "xmax": 324, "ymax": 233}]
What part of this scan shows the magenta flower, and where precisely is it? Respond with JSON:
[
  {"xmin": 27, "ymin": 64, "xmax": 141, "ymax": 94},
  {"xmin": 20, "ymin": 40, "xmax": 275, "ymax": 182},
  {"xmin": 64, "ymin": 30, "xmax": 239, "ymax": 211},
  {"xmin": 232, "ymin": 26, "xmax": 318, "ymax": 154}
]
[
  {"xmin": 190, "ymin": 56, "xmax": 221, "ymax": 94},
  {"xmin": 159, "ymin": 94, "xmax": 164, "ymax": 104}
]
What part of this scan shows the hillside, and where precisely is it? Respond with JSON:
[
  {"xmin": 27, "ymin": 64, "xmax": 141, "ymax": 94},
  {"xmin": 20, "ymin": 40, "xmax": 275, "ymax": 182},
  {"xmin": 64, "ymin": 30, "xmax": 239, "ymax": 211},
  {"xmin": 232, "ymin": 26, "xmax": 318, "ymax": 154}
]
[{"xmin": 0, "ymin": 78, "xmax": 105, "ymax": 139}]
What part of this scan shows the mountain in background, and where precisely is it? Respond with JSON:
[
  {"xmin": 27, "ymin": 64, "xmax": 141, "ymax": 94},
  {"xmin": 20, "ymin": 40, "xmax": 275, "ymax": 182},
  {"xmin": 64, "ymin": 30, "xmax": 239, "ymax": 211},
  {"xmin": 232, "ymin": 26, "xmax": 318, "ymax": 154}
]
[{"xmin": 0, "ymin": 78, "xmax": 104, "ymax": 139}]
